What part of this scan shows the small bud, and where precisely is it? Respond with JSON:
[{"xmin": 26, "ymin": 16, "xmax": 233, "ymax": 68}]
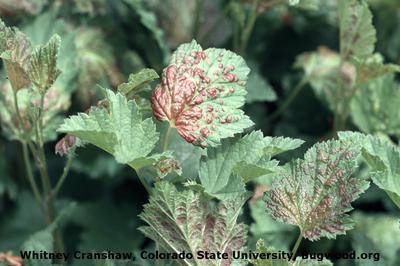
[
  {"xmin": 55, "ymin": 134, "xmax": 76, "ymax": 156},
  {"xmin": 154, "ymin": 158, "xmax": 181, "ymax": 177}
]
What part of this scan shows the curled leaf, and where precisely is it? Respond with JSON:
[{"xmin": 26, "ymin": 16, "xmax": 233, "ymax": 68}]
[{"xmin": 151, "ymin": 40, "xmax": 253, "ymax": 147}]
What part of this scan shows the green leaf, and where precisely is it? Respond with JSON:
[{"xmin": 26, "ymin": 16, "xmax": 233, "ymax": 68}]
[
  {"xmin": 294, "ymin": 47, "xmax": 342, "ymax": 113},
  {"xmin": 350, "ymin": 74, "xmax": 400, "ymax": 136},
  {"xmin": 246, "ymin": 62, "xmax": 277, "ymax": 103},
  {"xmin": 264, "ymin": 139, "xmax": 369, "ymax": 241},
  {"xmin": 124, "ymin": 0, "xmax": 170, "ymax": 64},
  {"xmin": 263, "ymin": 136, "xmax": 305, "ymax": 157},
  {"xmin": 117, "ymin": 68, "xmax": 159, "ymax": 96},
  {"xmin": 139, "ymin": 181, "xmax": 249, "ymax": 266},
  {"xmin": 351, "ymin": 212, "xmax": 400, "ymax": 265},
  {"xmin": 339, "ymin": 132, "xmax": 400, "ymax": 208},
  {"xmin": 339, "ymin": 0, "xmax": 376, "ymax": 60},
  {"xmin": 151, "ymin": 40, "xmax": 254, "ymax": 147},
  {"xmin": 199, "ymin": 131, "xmax": 303, "ymax": 199},
  {"xmin": 248, "ymin": 239, "xmax": 290, "ymax": 266},
  {"xmin": 26, "ymin": 34, "xmax": 61, "ymax": 91},
  {"xmin": 58, "ymin": 88, "xmax": 165, "ymax": 170}
]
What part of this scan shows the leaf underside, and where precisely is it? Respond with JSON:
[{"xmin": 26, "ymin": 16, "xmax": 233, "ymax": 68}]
[{"xmin": 264, "ymin": 139, "xmax": 369, "ymax": 241}]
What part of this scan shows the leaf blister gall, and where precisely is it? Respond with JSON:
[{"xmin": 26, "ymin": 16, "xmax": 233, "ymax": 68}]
[{"xmin": 151, "ymin": 40, "xmax": 253, "ymax": 147}]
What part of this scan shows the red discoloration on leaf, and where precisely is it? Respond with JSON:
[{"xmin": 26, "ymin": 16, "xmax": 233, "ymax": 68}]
[
  {"xmin": 264, "ymin": 140, "xmax": 369, "ymax": 241},
  {"xmin": 151, "ymin": 40, "xmax": 253, "ymax": 147}
]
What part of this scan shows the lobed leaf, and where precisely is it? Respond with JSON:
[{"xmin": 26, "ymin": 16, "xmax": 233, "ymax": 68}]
[
  {"xmin": 338, "ymin": 132, "xmax": 400, "ymax": 208},
  {"xmin": 151, "ymin": 40, "xmax": 254, "ymax": 147},
  {"xmin": 139, "ymin": 181, "xmax": 249, "ymax": 266},
  {"xmin": 199, "ymin": 131, "xmax": 303, "ymax": 200},
  {"xmin": 264, "ymin": 139, "xmax": 369, "ymax": 241},
  {"xmin": 58, "ymin": 88, "xmax": 168, "ymax": 170}
]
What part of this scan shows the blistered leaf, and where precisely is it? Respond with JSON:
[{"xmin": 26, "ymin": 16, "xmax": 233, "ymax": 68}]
[
  {"xmin": 117, "ymin": 68, "xmax": 159, "ymax": 95},
  {"xmin": 26, "ymin": 35, "xmax": 61, "ymax": 91},
  {"xmin": 139, "ymin": 181, "xmax": 248, "ymax": 266},
  {"xmin": 350, "ymin": 74, "xmax": 400, "ymax": 136},
  {"xmin": 339, "ymin": 132, "xmax": 400, "ymax": 208},
  {"xmin": 199, "ymin": 131, "xmax": 303, "ymax": 199},
  {"xmin": 0, "ymin": 20, "xmax": 31, "ymax": 91},
  {"xmin": 151, "ymin": 40, "xmax": 253, "ymax": 147},
  {"xmin": 74, "ymin": 28, "xmax": 121, "ymax": 106},
  {"xmin": 339, "ymin": 0, "xmax": 376, "ymax": 60},
  {"xmin": 353, "ymin": 54, "xmax": 400, "ymax": 84},
  {"xmin": 264, "ymin": 140, "xmax": 369, "ymax": 241},
  {"xmin": 58, "ymin": 88, "xmax": 167, "ymax": 169}
]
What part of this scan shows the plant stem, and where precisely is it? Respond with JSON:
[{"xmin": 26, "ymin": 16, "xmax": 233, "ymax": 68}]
[
  {"xmin": 269, "ymin": 77, "xmax": 308, "ymax": 121},
  {"xmin": 162, "ymin": 126, "xmax": 172, "ymax": 152},
  {"xmin": 53, "ymin": 154, "xmax": 74, "ymax": 197},
  {"xmin": 193, "ymin": 0, "xmax": 203, "ymax": 39},
  {"xmin": 291, "ymin": 232, "xmax": 303, "ymax": 260},
  {"xmin": 239, "ymin": 0, "xmax": 259, "ymax": 55},
  {"xmin": 21, "ymin": 142, "xmax": 42, "ymax": 206}
]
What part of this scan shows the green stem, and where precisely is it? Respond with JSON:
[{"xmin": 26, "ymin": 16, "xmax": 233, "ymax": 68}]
[
  {"xmin": 21, "ymin": 142, "xmax": 42, "ymax": 206},
  {"xmin": 53, "ymin": 153, "xmax": 75, "ymax": 197},
  {"xmin": 291, "ymin": 232, "xmax": 303, "ymax": 260},
  {"xmin": 193, "ymin": 0, "xmax": 203, "ymax": 39},
  {"xmin": 239, "ymin": 0, "xmax": 259, "ymax": 55},
  {"xmin": 269, "ymin": 77, "xmax": 308, "ymax": 121},
  {"xmin": 162, "ymin": 126, "xmax": 172, "ymax": 152},
  {"xmin": 12, "ymin": 90, "xmax": 26, "ymax": 137}
]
